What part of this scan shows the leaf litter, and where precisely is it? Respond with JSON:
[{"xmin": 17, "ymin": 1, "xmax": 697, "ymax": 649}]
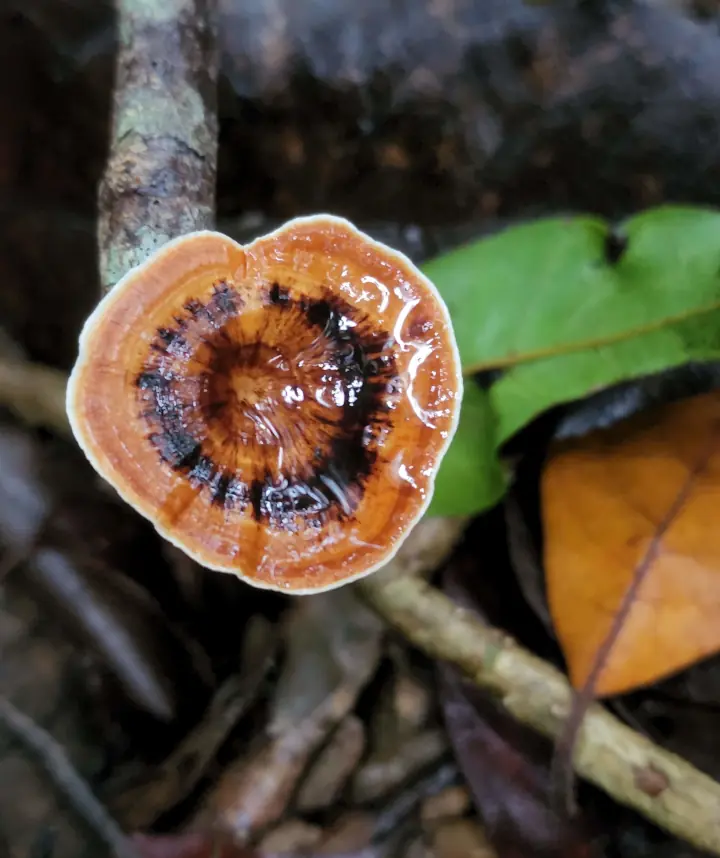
[
  {"xmin": 0, "ymin": 421, "xmax": 210, "ymax": 723},
  {"xmin": 543, "ymin": 391, "xmax": 720, "ymax": 697}
]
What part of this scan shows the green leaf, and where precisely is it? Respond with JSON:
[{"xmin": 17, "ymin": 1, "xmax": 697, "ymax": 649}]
[
  {"xmin": 427, "ymin": 381, "xmax": 507, "ymax": 518},
  {"xmin": 422, "ymin": 205, "xmax": 720, "ymax": 517}
]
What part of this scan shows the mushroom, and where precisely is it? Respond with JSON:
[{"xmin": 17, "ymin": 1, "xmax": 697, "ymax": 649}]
[{"xmin": 66, "ymin": 215, "xmax": 463, "ymax": 593}]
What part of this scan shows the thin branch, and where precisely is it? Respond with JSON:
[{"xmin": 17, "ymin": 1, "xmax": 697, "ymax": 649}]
[
  {"xmin": 0, "ymin": 697, "xmax": 140, "ymax": 858},
  {"xmin": 0, "ymin": 359, "xmax": 70, "ymax": 437}
]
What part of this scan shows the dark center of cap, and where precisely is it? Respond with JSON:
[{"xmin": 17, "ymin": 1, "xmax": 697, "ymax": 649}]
[{"xmin": 135, "ymin": 280, "xmax": 401, "ymax": 530}]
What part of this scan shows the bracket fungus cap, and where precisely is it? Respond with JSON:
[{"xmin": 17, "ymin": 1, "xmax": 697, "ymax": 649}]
[{"xmin": 67, "ymin": 215, "xmax": 463, "ymax": 594}]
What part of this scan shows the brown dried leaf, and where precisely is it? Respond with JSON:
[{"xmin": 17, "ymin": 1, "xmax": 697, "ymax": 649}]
[
  {"xmin": 439, "ymin": 668, "xmax": 600, "ymax": 858},
  {"xmin": 543, "ymin": 392, "xmax": 720, "ymax": 695}
]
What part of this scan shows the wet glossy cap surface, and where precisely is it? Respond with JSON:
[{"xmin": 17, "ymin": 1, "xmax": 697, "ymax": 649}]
[{"xmin": 67, "ymin": 216, "xmax": 463, "ymax": 593}]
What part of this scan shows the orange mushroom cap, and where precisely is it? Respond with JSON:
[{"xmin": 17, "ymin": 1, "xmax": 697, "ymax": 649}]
[{"xmin": 67, "ymin": 215, "xmax": 463, "ymax": 593}]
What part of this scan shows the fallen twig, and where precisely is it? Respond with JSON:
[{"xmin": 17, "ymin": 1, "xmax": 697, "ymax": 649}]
[
  {"xmin": 0, "ymin": 697, "xmax": 140, "ymax": 858},
  {"xmin": 0, "ymin": 358, "xmax": 70, "ymax": 437},
  {"xmin": 196, "ymin": 589, "xmax": 385, "ymax": 841}
]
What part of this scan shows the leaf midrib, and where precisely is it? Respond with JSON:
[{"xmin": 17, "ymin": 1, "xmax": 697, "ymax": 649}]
[{"xmin": 461, "ymin": 296, "xmax": 720, "ymax": 376}]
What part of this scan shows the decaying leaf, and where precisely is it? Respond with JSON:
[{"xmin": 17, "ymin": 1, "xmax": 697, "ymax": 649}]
[{"xmin": 543, "ymin": 390, "xmax": 720, "ymax": 695}]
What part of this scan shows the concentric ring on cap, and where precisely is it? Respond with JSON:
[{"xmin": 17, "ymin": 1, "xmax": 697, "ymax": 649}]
[{"xmin": 67, "ymin": 215, "xmax": 463, "ymax": 593}]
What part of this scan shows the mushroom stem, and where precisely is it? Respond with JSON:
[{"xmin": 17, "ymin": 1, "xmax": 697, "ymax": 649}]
[{"xmin": 98, "ymin": 0, "xmax": 219, "ymax": 294}]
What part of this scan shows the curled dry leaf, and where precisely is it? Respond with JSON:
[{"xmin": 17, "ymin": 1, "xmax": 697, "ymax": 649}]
[{"xmin": 542, "ymin": 391, "xmax": 720, "ymax": 696}]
